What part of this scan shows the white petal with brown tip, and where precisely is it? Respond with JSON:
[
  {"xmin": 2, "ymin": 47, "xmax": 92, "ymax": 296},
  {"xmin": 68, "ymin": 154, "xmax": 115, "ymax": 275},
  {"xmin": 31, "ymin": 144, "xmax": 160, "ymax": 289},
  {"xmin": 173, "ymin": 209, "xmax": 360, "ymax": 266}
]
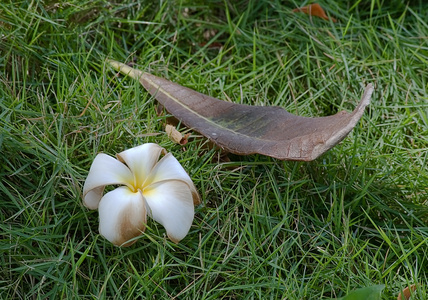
[
  {"xmin": 146, "ymin": 153, "xmax": 200, "ymax": 205},
  {"xmin": 98, "ymin": 186, "xmax": 147, "ymax": 247},
  {"xmin": 83, "ymin": 153, "xmax": 134, "ymax": 209},
  {"xmin": 144, "ymin": 180, "xmax": 194, "ymax": 243}
]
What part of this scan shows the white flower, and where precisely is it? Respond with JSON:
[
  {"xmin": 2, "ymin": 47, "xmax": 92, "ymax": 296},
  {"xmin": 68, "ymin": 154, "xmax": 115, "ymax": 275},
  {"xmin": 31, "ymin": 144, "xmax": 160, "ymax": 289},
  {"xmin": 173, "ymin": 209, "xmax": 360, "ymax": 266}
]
[{"xmin": 82, "ymin": 143, "xmax": 200, "ymax": 246}]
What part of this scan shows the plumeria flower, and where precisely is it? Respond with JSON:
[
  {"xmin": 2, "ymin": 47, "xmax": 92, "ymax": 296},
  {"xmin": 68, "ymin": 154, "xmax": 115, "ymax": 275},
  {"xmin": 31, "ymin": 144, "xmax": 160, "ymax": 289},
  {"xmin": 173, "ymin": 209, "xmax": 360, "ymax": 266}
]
[{"xmin": 83, "ymin": 143, "xmax": 200, "ymax": 246}]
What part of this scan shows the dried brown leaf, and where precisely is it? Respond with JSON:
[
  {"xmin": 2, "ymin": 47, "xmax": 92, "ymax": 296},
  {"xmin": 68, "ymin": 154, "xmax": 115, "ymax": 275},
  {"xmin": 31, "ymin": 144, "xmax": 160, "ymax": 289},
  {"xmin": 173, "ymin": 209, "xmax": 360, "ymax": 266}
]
[
  {"xmin": 397, "ymin": 284, "xmax": 417, "ymax": 300},
  {"xmin": 293, "ymin": 3, "xmax": 337, "ymax": 22},
  {"xmin": 108, "ymin": 60, "xmax": 373, "ymax": 161}
]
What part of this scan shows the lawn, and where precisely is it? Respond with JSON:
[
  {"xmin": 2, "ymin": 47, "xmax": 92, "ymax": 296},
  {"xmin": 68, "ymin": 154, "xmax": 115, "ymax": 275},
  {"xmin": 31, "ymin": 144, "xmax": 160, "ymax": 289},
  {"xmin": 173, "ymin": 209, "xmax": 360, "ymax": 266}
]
[{"xmin": 1, "ymin": 0, "xmax": 427, "ymax": 299}]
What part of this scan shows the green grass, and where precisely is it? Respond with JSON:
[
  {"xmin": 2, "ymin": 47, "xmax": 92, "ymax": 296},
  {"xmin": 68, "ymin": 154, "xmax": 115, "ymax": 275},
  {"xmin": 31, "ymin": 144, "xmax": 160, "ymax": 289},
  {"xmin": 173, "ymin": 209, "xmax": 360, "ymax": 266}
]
[{"xmin": 1, "ymin": 0, "xmax": 427, "ymax": 299}]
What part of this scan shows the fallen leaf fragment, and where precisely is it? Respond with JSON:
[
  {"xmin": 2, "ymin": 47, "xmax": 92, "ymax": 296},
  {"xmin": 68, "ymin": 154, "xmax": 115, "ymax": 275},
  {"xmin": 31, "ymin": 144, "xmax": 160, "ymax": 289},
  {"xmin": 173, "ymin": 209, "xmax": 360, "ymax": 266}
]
[
  {"xmin": 108, "ymin": 60, "xmax": 373, "ymax": 161},
  {"xmin": 293, "ymin": 3, "xmax": 337, "ymax": 22},
  {"xmin": 397, "ymin": 284, "xmax": 417, "ymax": 300},
  {"xmin": 165, "ymin": 124, "xmax": 190, "ymax": 145}
]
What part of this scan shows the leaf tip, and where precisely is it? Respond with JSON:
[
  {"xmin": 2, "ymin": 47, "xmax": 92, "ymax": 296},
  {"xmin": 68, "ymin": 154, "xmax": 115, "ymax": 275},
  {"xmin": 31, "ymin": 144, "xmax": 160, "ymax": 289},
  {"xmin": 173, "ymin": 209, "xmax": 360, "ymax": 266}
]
[{"xmin": 357, "ymin": 83, "xmax": 374, "ymax": 111}]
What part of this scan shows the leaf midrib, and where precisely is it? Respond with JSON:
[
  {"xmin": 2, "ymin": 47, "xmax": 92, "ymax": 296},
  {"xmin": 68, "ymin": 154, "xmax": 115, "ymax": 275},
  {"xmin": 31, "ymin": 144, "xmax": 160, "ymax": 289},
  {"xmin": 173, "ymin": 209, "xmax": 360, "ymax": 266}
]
[{"xmin": 144, "ymin": 75, "xmax": 278, "ymax": 144}]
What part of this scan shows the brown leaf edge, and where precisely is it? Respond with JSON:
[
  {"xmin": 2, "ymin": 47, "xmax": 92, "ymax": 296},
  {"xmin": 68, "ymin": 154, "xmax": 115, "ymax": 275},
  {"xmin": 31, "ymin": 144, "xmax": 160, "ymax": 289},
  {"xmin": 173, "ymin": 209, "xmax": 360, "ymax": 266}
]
[{"xmin": 107, "ymin": 59, "xmax": 373, "ymax": 161}]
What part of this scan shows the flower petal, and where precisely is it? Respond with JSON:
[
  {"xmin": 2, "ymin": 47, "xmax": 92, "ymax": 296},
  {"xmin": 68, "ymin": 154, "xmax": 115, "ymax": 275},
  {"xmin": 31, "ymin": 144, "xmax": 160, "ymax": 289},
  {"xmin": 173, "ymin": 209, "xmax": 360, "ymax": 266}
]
[
  {"xmin": 145, "ymin": 153, "xmax": 200, "ymax": 205},
  {"xmin": 83, "ymin": 153, "xmax": 134, "ymax": 209},
  {"xmin": 143, "ymin": 180, "xmax": 195, "ymax": 243},
  {"xmin": 116, "ymin": 143, "xmax": 165, "ymax": 188},
  {"xmin": 98, "ymin": 186, "xmax": 147, "ymax": 247}
]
